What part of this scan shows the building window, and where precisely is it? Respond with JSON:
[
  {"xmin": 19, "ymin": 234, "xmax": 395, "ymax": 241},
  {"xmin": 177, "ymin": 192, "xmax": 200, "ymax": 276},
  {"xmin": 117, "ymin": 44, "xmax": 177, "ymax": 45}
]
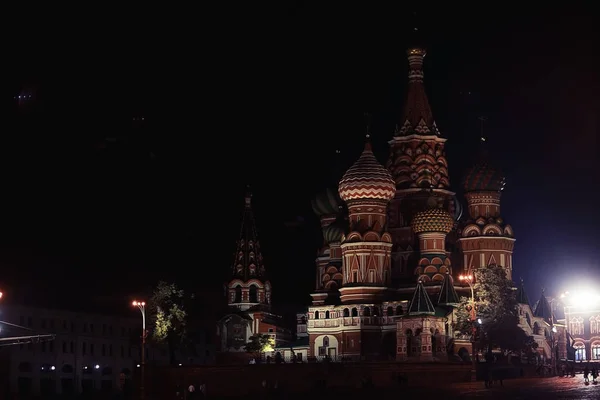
[
  {"xmin": 90, "ymin": 344, "xmax": 94, "ymax": 355},
  {"xmin": 590, "ymin": 316, "xmax": 600, "ymax": 334},
  {"xmin": 82, "ymin": 343, "xmax": 86, "ymax": 355},
  {"xmin": 574, "ymin": 343, "xmax": 586, "ymax": 361},
  {"xmin": 234, "ymin": 286, "xmax": 242, "ymax": 303},
  {"xmin": 570, "ymin": 317, "xmax": 584, "ymax": 335},
  {"xmin": 592, "ymin": 343, "xmax": 600, "ymax": 360},
  {"xmin": 325, "ymin": 311, "xmax": 330, "ymax": 319},
  {"xmin": 109, "ymin": 344, "xmax": 113, "ymax": 356},
  {"xmin": 323, "ymin": 336, "xmax": 329, "ymax": 347},
  {"xmin": 249, "ymin": 286, "xmax": 258, "ymax": 303},
  {"xmin": 102, "ymin": 344, "xmax": 106, "ymax": 356}
]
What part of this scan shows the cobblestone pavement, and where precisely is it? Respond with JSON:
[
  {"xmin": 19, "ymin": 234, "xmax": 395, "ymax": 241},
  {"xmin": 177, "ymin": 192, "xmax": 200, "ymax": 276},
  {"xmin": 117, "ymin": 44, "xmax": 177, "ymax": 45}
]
[{"xmin": 443, "ymin": 376, "xmax": 600, "ymax": 399}]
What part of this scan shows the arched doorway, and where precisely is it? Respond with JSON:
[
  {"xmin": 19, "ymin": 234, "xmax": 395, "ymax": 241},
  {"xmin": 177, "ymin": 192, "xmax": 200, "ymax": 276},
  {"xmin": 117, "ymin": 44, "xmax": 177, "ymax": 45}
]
[{"xmin": 381, "ymin": 332, "xmax": 396, "ymax": 360}]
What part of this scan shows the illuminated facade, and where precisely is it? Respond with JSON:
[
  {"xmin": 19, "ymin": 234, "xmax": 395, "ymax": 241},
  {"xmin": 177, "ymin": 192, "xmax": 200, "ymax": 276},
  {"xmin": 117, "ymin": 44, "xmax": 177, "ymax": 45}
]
[
  {"xmin": 304, "ymin": 47, "xmax": 559, "ymax": 363},
  {"xmin": 0, "ymin": 305, "xmax": 214, "ymax": 396},
  {"xmin": 557, "ymin": 293, "xmax": 600, "ymax": 362},
  {"xmin": 216, "ymin": 189, "xmax": 291, "ymax": 361}
]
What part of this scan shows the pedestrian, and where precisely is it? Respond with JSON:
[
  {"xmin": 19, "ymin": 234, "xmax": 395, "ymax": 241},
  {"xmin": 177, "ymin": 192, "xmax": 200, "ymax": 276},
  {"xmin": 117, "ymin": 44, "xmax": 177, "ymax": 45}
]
[
  {"xmin": 583, "ymin": 365, "xmax": 589, "ymax": 384},
  {"xmin": 592, "ymin": 367, "xmax": 598, "ymax": 384},
  {"xmin": 188, "ymin": 383, "xmax": 196, "ymax": 399}
]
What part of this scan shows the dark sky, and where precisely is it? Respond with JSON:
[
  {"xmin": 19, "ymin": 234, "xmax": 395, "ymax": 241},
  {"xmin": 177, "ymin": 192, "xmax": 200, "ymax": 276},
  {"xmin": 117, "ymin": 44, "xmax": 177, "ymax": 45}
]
[{"xmin": 3, "ymin": 9, "xmax": 598, "ymax": 313}]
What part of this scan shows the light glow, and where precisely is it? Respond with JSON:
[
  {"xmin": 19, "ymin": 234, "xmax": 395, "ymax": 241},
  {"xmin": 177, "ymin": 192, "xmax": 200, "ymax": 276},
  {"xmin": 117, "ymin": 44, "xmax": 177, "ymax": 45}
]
[
  {"xmin": 132, "ymin": 300, "xmax": 146, "ymax": 307},
  {"xmin": 459, "ymin": 275, "xmax": 473, "ymax": 281}
]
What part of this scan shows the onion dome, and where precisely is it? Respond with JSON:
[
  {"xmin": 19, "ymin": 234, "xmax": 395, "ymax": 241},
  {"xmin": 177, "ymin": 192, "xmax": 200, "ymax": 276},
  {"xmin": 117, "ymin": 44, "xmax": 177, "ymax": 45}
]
[
  {"xmin": 463, "ymin": 162, "xmax": 505, "ymax": 193},
  {"xmin": 338, "ymin": 137, "xmax": 395, "ymax": 202},
  {"xmin": 411, "ymin": 208, "xmax": 454, "ymax": 234},
  {"xmin": 311, "ymin": 188, "xmax": 342, "ymax": 217},
  {"xmin": 322, "ymin": 220, "xmax": 345, "ymax": 244}
]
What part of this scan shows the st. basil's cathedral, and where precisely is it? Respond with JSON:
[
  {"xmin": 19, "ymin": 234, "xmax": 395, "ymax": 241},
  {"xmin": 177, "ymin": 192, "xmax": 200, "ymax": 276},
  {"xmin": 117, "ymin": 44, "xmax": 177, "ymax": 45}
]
[{"xmin": 217, "ymin": 47, "xmax": 566, "ymax": 365}]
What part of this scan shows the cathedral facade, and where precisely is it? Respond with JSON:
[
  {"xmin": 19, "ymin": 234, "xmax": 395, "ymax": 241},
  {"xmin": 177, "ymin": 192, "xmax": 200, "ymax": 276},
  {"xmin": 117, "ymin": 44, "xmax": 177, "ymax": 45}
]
[{"xmin": 304, "ymin": 47, "xmax": 554, "ymax": 363}]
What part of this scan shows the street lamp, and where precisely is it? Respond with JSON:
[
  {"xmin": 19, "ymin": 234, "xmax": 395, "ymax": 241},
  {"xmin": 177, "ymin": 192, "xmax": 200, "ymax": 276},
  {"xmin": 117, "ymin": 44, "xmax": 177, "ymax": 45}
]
[
  {"xmin": 550, "ymin": 325, "xmax": 558, "ymax": 376},
  {"xmin": 459, "ymin": 275, "xmax": 478, "ymax": 372},
  {"xmin": 132, "ymin": 301, "xmax": 147, "ymax": 400}
]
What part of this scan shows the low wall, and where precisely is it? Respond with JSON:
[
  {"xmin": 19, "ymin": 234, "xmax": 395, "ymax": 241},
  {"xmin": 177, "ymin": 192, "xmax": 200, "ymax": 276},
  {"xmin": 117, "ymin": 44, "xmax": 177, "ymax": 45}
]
[{"xmin": 144, "ymin": 362, "xmax": 472, "ymax": 397}]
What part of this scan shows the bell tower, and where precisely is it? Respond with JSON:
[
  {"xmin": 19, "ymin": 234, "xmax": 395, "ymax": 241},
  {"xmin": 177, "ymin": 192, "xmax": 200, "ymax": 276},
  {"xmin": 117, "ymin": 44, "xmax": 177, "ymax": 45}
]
[{"xmin": 227, "ymin": 187, "xmax": 272, "ymax": 311}]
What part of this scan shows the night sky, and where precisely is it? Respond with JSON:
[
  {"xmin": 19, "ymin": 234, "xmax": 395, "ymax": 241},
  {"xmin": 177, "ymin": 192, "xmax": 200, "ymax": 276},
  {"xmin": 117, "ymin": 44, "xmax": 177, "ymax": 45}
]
[{"xmin": 3, "ymin": 9, "xmax": 598, "ymax": 315}]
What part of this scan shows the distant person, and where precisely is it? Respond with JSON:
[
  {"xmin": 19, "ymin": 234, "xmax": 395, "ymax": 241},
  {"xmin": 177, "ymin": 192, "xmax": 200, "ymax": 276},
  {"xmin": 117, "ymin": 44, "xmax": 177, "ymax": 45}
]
[
  {"xmin": 188, "ymin": 384, "xmax": 196, "ymax": 399},
  {"xmin": 592, "ymin": 367, "xmax": 598, "ymax": 384},
  {"xmin": 583, "ymin": 365, "xmax": 589, "ymax": 384}
]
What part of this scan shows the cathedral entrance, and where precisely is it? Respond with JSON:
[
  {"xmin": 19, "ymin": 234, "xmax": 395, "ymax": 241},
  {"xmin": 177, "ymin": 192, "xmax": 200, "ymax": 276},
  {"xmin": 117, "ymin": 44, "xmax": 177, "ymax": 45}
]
[
  {"xmin": 328, "ymin": 347, "xmax": 337, "ymax": 359},
  {"xmin": 381, "ymin": 332, "xmax": 397, "ymax": 360}
]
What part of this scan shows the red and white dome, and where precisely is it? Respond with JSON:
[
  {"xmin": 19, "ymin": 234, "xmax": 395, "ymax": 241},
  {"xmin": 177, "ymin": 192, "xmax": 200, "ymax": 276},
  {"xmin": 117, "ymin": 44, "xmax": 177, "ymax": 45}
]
[{"xmin": 338, "ymin": 140, "xmax": 396, "ymax": 202}]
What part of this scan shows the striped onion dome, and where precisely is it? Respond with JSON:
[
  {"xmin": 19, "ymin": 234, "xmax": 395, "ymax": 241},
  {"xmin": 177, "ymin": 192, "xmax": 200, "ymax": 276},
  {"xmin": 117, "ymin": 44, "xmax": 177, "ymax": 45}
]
[
  {"xmin": 338, "ymin": 138, "xmax": 395, "ymax": 203},
  {"xmin": 463, "ymin": 162, "xmax": 505, "ymax": 193},
  {"xmin": 323, "ymin": 220, "xmax": 345, "ymax": 244},
  {"xmin": 311, "ymin": 188, "xmax": 342, "ymax": 217},
  {"xmin": 411, "ymin": 207, "xmax": 454, "ymax": 234}
]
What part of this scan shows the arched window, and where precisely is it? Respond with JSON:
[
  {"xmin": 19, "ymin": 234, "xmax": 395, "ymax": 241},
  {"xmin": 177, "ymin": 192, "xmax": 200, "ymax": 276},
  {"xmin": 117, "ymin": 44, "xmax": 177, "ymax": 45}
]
[
  {"xmin": 351, "ymin": 308, "xmax": 358, "ymax": 317},
  {"xmin": 363, "ymin": 307, "xmax": 371, "ymax": 317},
  {"xmin": 343, "ymin": 308, "xmax": 350, "ymax": 317},
  {"xmin": 570, "ymin": 317, "xmax": 584, "ymax": 335},
  {"xmin": 234, "ymin": 286, "xmax": 242, "ymax": 303},
  {"xmin": 372, "ymin": 307, "xmax": 380, "ymax": 317},
  {"xmin": 574, "ymin": 343, "xmax": 586, "ymax": 361},
  {"xmin": 396, "ymin": 305, "xmax": 403, "ymax": 315},
  {"xmin": 590, "ymin": 315, "xmax": 600, "ymax": 334},
  {"xmin": 323, "ymin": 336, "xmax": 329, "ymax": 347},
  {"xmin": 387, "ymin": 306, "xmax": 394, "ymax": 316},
  {"xmin": 314, "ymin": 311, "xmax": 319, "ymax": 319},
  {"xmin": 249, "ymin": 286, "xmax": 258, "ymax": 303},
  {"xmin": 301, "ymin": 316, "xmax": 306, "ymax": 324},
  {"xmin": 591, "ymin": 342, "xmax": 600, "ymax": 360},
  {"xmin": 325, "ymin": 311, "xmax": 330, "ymax": 319},
  {"xmin": 533, "ymin": 322, "xmax": 540, "ymax": 335}
]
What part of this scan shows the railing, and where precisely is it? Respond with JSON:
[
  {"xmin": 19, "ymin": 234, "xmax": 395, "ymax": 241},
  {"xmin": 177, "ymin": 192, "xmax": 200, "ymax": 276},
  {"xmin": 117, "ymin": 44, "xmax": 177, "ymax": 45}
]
[{"xmin": 307, "ymin": 316, "xmax": 397, "ymax": 328}]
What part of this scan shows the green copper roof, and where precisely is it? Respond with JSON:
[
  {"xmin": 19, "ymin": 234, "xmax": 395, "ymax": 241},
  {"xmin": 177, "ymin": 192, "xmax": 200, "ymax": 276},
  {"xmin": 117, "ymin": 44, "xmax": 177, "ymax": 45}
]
[
  {"xmin": 438, "ymin": 273, "xmax": 460, "ymax": 305},
  {"xmin": 516, "ymin": 279, "xmax": 530, "ymax": 306},
  {"xmin": 534, "ymin": 290, "xmax": 553, "ymax": 322},
  {"xmin": 408, "ymin": 281, "xmax": 436, "ymax": 315}
]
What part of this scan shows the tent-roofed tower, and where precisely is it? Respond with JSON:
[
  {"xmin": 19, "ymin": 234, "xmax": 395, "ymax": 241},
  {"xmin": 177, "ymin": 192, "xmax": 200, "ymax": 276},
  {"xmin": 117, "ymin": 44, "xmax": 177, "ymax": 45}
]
[
  {"xmin": 227, "ymin": 187, "xmax": 271, "ymax": 311},
  {"xmin": 386, "ymin": 46, "xmax": 458, "ymax": 284}
]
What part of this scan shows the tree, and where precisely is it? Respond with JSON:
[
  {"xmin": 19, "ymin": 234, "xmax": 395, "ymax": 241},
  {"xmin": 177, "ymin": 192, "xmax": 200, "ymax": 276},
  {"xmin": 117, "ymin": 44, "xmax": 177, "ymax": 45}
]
[
  {"xmin": 454, "ymin": 265, "xmax": 532, "ymax": 353},
  {"xmin": 148, "ymin": 281, "xmax": 190, "ymax": 364},
  {"xmin": 244, "ymin": 334, "xmax": 275, "ymax": 361}
]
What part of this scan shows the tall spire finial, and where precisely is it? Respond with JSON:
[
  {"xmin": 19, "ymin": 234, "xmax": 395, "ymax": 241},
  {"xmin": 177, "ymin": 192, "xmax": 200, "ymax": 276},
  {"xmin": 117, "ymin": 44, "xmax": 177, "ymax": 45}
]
[
  {"xmin": 364, "ymin": 113, "xmax": 372, "ymax": 151},
  {"xmin": 245, "ymin": 185, "xmax": 252, "ymax": 208},
  {"xmin": 478, "ymin": 116, "xmax": 488, "ymax": 142}
]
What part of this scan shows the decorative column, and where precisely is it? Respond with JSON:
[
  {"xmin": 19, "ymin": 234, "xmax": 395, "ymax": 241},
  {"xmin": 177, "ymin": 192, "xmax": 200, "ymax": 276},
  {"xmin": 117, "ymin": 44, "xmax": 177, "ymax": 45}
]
[
  {"xmin": 396, "ymin": 320, "xmax": 407, "ymax": 361},
  {"xmin": 419, "ymin": 318, "xmax": 433, "ymax": 361}
]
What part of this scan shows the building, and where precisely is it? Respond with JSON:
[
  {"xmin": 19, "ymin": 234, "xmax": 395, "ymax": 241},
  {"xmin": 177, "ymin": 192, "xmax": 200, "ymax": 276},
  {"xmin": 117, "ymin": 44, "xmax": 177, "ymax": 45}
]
[
  {"xmin": 556, "ymin": 292, "xmax": 600, "ymax": 362},
  {"xmin": 216, "ymin": 189, "xmax": 292, "ymax": 363},
  {"xmin": 0, "ymin": 304, "xmax": 214, "ymax": 396},
  {"xmin": 304, "ymin": 46, "xmax": 558, "ymax": 363}
]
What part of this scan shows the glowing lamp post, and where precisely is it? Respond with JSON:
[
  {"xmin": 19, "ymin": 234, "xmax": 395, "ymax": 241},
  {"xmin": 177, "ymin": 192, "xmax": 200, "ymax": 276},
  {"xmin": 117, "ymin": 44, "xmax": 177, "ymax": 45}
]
[
  {"xmin": 132, "ymin": 301, "xmax": 147, "ymax": 400},
  {"xmin": 459, "ymin": 274, "xmax": 478, "ymax": 371}
]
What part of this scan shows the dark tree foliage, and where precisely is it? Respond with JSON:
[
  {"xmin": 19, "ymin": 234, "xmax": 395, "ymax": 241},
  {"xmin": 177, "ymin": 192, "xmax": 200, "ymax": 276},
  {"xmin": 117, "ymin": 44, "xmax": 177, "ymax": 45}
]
[
  {"xmin": 244, "ymin": 334, "xmax": 274, "ymax": 360},
  {"xmin": 148, "ymin": 281, "xmax": 191, "ymax": 364},
  {"xmin": 455, "ymin": 265, "xmax": 534, "ymax": 352}
]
